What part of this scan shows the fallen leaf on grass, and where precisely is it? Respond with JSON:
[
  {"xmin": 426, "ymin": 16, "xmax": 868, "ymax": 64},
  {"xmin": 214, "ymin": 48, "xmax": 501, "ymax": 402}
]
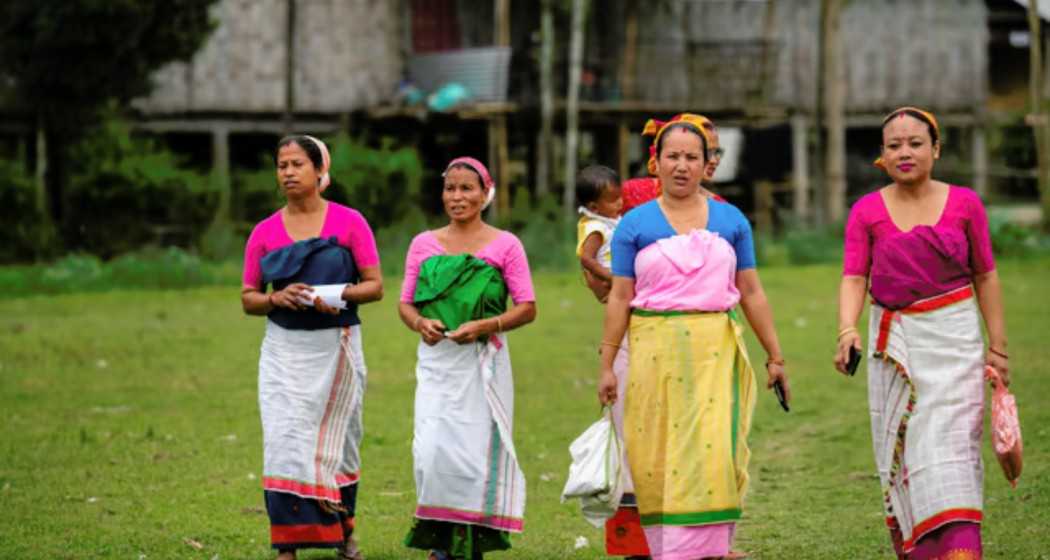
[
  {"xmin": 379, "ymin": 491, "xmax": 404, "ymax": 497},
  {"xmin": 241, "ymin": 506, "xmax": 265, "ymax": 515},
  {"xmin": 184, "ymin": 538, "xmax": 204, "ymax": 550},
  {"xmin": 219, "ymin": 434, "xmax": 237, "ymax": 442}
]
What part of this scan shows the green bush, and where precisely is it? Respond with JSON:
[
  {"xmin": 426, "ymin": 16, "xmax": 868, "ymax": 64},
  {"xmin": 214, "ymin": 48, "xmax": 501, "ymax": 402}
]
[
  {"xmin": 0, "ymin": 157, "xmax": 56, "ymax": 262},
  {"xmin": 324, "ymin": 133, "xmax": 425, "ymax": 230},
  {"xmin": 779, "ymin": 224, "xmax": 845, "ymax": 266},
  {"xmin": 62, "ymin": 118, "xmax": 216, "ymax": 258},
  {"xmin": 987, "ymin": 213, "xmax": 1050, "ymax": 257}
]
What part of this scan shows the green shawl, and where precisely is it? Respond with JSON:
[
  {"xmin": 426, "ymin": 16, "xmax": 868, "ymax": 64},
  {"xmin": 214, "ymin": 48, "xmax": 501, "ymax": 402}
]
[{"xmin": 413, "ymin": 254, "xmax": 508, "ymax": 332}]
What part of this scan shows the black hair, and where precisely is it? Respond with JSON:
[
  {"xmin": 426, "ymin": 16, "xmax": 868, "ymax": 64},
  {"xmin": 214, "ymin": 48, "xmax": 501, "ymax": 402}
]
[
  {"xmin": 576, "ymin": 165, "xmax": 621, "ymax": 206},
  {"xmin": 655, "ymin": 122, "xmax": 709, "ymax": 162},
  {"xmin": 444, "ymin": 162, "xmax": 485, "ymax": 188},
  {"xmin": 276, "ymin": 135, "xmax": 325, "ymax": 169},
  {"xmin": 881, "ymin": 110, "xmax": 939, "ymax": 145}
]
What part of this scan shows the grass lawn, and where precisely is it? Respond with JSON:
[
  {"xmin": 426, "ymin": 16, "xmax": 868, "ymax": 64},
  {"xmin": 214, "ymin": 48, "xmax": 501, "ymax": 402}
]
[{"xmin": 1, "ymin": 260, "xmax": 1048, "ymax": 559}]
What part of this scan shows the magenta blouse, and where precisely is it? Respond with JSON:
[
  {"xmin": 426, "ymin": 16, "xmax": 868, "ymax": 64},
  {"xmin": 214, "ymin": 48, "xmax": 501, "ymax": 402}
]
[
  {"xmin": 399, "ymin": 230, "xmax": 536, "ymax": 305},
  {"xmin": 843, "ymin": 186, "xmax": 995, "ymax": 310},
  {"xmin": 242, "ymin": 202, "xmax": 380, "ymax": 289}
]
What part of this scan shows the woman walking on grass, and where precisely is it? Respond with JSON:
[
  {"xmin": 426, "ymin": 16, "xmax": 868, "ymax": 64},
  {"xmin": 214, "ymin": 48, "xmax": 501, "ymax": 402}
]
[
  {"xmin": 834, "ymin": 107, "xmax": 1009, "ymax": 559},
  {"xmin": 598, "ymin": 115, "xmax": 791, "ymax": 560},
  {"xmin": 241, "ymin": 135, "xmax": 383, "ymax": 560},
  {"xmin": 398, "ymin": 157, "xmax": 537, "ymax": 560}
]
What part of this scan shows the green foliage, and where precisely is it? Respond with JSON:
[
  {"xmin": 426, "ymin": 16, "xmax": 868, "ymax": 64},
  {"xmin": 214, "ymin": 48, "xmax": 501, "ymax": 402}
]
[
  {"xmin": 62, "ymin": 117, "xmax": 216, "ymax": 257},
  {"xmin": 0, "ymin": 1, "xmax": 217, "ymax": 133},
  {"xmin": 0, "ymin": 248, "xmax": 237, "ymax": 298},
  {"xmin": 0, "ymin": 156, "xmax": 57, "ymax": 262},
  {"xmin": 497, "ymin": 190, "xmax": 577, "ymax": 271},
  {"xmin": 778, "ymin": 224, "xmax": 845, "ymax": 266},
  {"xmin": 987, "ymin": 213, "xmax": 1050, "ymax": 257},
  {"xmin": 324, "ymin": 133, "xmax": 426, "ymax": 230}
]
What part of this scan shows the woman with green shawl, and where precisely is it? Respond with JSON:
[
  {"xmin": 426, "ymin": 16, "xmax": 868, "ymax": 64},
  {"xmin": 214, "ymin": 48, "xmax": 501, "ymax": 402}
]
[{"xmin": 398, "ymin": 157, "xmax": 537, "ymax": 560}]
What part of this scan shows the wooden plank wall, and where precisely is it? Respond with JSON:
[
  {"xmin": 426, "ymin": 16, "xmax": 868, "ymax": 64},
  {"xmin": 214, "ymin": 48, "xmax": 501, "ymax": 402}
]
[{"xmin": 135, "ymin": 0, "xmax": 402, "ymax": 114}]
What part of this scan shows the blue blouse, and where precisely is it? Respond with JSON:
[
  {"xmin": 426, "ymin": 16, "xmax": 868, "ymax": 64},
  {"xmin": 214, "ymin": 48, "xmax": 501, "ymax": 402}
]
[{"xmin": 611, "ymin": 199, "xmax": 756, "ymax": 278}]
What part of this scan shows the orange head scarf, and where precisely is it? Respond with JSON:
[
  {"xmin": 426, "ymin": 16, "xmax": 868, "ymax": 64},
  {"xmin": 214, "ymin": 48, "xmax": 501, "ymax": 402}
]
[
  {"xmin": 874, "ymin": 107, "xmax": 940, "ymax": 170},
  {"xmin": 642, "ymin": 113, "xmax": 713, "ymax": 176}
]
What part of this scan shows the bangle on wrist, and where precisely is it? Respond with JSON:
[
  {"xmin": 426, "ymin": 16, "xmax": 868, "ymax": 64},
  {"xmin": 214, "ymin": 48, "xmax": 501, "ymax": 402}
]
[
  {"xmin": 766, "ymin": 356, "xmax": 785, "ymax": 367},
  {"xmin": 837, "ymin": 326, "xmax": 858, "ymax": 339},
  {"xmin": 495, "ymin": 316, "xmax": 503, "ymax": 333},
  {"xmin": 989, "ymin": 347, "xmax": 1009, "ymax": 359},
  {"xmin": 268, "ymin": 292, "xmax": 277, "ymax": 308},
  {"xmin": 598, "ymin": 340, "xmax": 621, "ymax": 354},
  {"xmin": 414, "ymin": 316, "xmax": 424, "ymax": 332}
]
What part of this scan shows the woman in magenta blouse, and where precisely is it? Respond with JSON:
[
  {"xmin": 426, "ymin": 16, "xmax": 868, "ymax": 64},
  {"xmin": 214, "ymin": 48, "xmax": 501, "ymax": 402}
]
[
  {"xmin": 241, "ymin": 135, "xmax": 383, "ymax": 560},
  {"xmin": 834, "ymin": 108, "xmax": 1009, "ymax": 560}
]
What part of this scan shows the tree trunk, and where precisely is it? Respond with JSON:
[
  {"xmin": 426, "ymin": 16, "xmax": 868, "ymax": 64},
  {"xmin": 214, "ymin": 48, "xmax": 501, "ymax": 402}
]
[
  {"xmin": 1028, "ymin": 0, "xmax": 1050, "ymax": 231},
  {"xmin": 822, "ymin": 0, "xmax": 846, "ymax": 224},
  {"xmin": 563, "ymin": 0, "xmax": 587, "ymax": 219},
  {"xmin": 34, "ymin": 112, "xmax": 48, "ymax": 220},
  {"xmin": 535, "ymin": 0, "xmax": 554, "ymax": 198}
]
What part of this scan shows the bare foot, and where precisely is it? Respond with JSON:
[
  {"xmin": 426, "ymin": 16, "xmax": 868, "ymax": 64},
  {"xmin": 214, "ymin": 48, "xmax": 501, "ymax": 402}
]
[{"xmin": 276, "ymin": 550, "xmax": 295, "ymax": 560}]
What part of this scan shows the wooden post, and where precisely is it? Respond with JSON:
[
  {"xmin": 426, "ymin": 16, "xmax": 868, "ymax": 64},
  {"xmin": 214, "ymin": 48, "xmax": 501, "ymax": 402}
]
[
  {"xmin": 972, "ymin": 123, "xmax": 988, "ymax": 198},
  {"xmin": 621, "ymin": 1, "xmax": 638, "ymax": 101},
  {"xmin": 536, "ymin": 0, "xmax": 554, "ymax": 197},
  {"xmin": 1027, "ymin": 0, "xmax": 1050, "ymax": 230},
  {"xmin": 822, "ymin": 0, "xmax": 846, "ymax": 224},
  {"xmin": 756, "ymin": 180, "xmax": 775, "ymax": 235},
  {"xmin": 283, "ymin": 0, "xmax": 296, "ymax": 134},
  {"xmin": 791, "ymin": 114, "xmax": 810, "ymax": 221},
  {"xmin": 617, "ymin": 120, "xmax": 631, "ymax": 181},
  {"xmin": 563, "ymin": 0, "xmax": 588, "ymax": 219},
  {"xmin": 34, "ymin": 113, "xmax": 48, "ymax": 220},
  {"xmin": 492, "ymin": 0, "xmax": 511, "ymax": 217},
  {"xmin": 211, "ymin": 125, "xmax": 231, "ymax": 227}
]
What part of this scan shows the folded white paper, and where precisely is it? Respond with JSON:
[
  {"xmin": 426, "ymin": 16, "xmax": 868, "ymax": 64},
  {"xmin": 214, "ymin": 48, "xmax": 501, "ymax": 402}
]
[{"xmin": 299, "ymin": 284, "xmax": 348, "ymax": 310}]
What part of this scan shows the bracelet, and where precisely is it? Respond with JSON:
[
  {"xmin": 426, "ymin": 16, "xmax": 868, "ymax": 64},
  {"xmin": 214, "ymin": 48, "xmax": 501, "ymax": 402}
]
[
  {"xmin": 414, "ymin": 316, "xmax": 424, "ymax": 332},
  {"xmin": 495, "ymin": 316, "xmax": 503, "ymax": 333},
  {"xmin": 989, "ymin": 347, "xmax": 1009, "ymax": 360},
  {"xmin": 600, "ymin": 340, "xmax": 621, "ymax": 351},
  {"xmin": 837, "ymin": 326, "xmax": 858, "ymax": 339},
  {"xmin": 267, "ymin": 292, "xmax": 277, "ymax": 308},
  {"xmin": 766, "ymin": 356, "xmax": 785, "ymax": 367}
]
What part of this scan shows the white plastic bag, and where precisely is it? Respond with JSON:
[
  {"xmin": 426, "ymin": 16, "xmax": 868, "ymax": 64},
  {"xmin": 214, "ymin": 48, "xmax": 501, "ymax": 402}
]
[{"xmin": 560, "ymin": 407, "xmax": 625, "ymax": 527}]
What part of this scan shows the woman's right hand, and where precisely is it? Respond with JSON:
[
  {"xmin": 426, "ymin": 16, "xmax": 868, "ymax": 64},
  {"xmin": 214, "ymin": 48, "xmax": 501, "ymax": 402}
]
[
  {"xmin": 417, "ymin": 318, "xmax": 447, "ymax": 346},
  {"xmin": 598, "ymin": 368, "xmax": 618, "ymax": 405},
  {"xmin": 270, "ymin": 283, "xmax": 313, "ymax": 310},
  {"xmin": 834, "ymin": 330, "xmax": 862, "ymax": 375}
]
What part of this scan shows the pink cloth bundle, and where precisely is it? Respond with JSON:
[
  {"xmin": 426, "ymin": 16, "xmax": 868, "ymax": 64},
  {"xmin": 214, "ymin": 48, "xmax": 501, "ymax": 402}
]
[{"xmin": 985, "ymin": 365, "xmax": 1022, "ymax": 487}]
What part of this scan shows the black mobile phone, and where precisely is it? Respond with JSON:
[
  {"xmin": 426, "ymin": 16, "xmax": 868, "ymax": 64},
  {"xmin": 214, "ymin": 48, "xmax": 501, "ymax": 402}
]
[
  {"xmin": 846, "ymin": 346, "xmax": 862, "ymax": 376},
  {"xmin": 773, "ymin": 379, "xmax": 789, "ymax": 412}
]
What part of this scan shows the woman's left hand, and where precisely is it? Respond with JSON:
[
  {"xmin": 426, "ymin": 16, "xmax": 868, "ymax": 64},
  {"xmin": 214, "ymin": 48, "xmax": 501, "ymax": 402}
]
[
  {"xmin": 446, "ymin": 320, "xmax": 490, "ymax": 344},
  {"xmin": 766, "ymin": 362, "xmax": 791, "ymax": 404},
  {"xmin": 985, "ymin": 350, "xmax": 1010, "ymax": 387}
]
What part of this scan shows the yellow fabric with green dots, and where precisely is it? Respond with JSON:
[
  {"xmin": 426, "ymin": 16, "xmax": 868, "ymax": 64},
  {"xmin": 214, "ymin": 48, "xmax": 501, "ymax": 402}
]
[{"xmin": 624, "ymin": 311, "xmax": 756, "ymax": 527}]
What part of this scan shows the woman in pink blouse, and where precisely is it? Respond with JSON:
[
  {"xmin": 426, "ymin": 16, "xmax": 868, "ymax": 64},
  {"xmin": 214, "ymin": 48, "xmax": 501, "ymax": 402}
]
[
  {"xmin": 241, "ymin": 135, "xmax": 383, "ymax": 560},
  {"xmin": 834, "ymin": 108, "xmax": 1009, "ymax": 560},
  {"xmin": 398, "ymin": 157, "xmax": 536, "ymax": 560}
]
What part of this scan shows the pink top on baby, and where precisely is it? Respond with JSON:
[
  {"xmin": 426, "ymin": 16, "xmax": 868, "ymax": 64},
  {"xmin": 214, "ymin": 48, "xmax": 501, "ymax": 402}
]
[
  {"xmin": 399, "ymin": 230, "xmax": 536, "ymax": 304},
  {"xmin": 843, "ymin": 185, "xmax": 995, "ymax": 309},
  {"xmin": 630, "ymin": 229, "xmax": 741, "ymax": 312},
  {"xmin": 242, "ymin": 201, "xmax": 380, "ymax": 289}
]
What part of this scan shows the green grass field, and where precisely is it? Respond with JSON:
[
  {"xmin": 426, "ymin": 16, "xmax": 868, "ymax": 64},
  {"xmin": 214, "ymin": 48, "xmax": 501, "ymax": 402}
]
[{"xmin": 1, "ymin": 261, "xmax": 1048, "ymax": 559}]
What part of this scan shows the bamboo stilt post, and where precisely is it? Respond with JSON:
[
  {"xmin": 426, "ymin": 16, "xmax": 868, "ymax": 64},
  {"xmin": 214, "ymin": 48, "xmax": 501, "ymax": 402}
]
[
  {"xmin": 1027, "ymin": 0, "xmax": 1050, "ymax": 230},
  {"xmin": 494, "ymin": 0, "xmax": 511, "ymax": 217},
  {"xmin": 536, "ymin": 0, "xmax": 554, "ymax": 198},
  {"xmin": 823, "ymin": 0, "xmax": 845, "ymax": 224},
  {"xmin": 563, "ymin": 0, "xmax": 587, "ymax": 219}
]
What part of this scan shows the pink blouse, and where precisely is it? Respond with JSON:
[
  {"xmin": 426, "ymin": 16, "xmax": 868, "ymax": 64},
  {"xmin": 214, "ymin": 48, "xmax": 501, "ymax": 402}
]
[
  {"xmin": 242, "ymin": 202, "xmax": 380, "ymax": 289},
  {"xmin": 843, "ymin": 185, "xmax": 995, "ymax": 309},
  {"xmin": 399, "ymin": 230, "xmax": 536, "ymax": 305}
]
